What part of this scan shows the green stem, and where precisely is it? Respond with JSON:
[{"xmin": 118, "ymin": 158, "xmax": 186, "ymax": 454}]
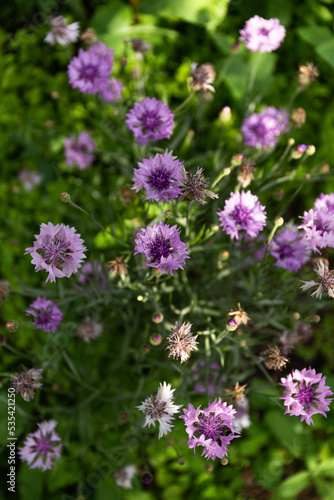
[{"xmin": 173, "ymin": 93, "xmax": 195, "ymax": 114}]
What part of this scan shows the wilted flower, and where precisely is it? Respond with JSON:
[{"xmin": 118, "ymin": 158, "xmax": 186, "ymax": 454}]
[
  {"xmin": 228, "ymin": 303, "xmax": 250, "ymax": 326},
  {"xmin": 166, "ymin": 321, "xmax": 198, "ymax": 363},
  {"xmin": 241, "ymin": 107, "xmax": 289, "ymax": 149},
  {"xmin": 179, "ymin": 167, "xmax": 218, "ymax": 205},
  {"xmin": 126, "ymin": 97, "xmax": 174, "ymax": 146},
  {"xmin": 291, "ymin": 107, "xmax": 306, "ymax": 127},
  {"xmin": 100, "ymin": 78, "xmax": 123, "ymax": 102},
  {"xmin": 133, "ymin": 150, "xmax": 183, "ymax": 204},
  {"xmin": 25, "ymin": 222, "xmax": 86, "ymax": 283},
  {"xmin": 64, "ymin": 131, "xmax": 96, "ymax": 170},
  {"xmin": 68, "ymin": 42, "xmax": 114, "ymax": 95},
  {"xmin": 300, "ymin": 259, "xmax": 334, "ymax": 299},
  {"xmin": 107, "ymin": 256, "xmax": 128, "ymax": 277},
  {"xmin": 190, "ymin": 63, "xmax": 215, "ymax": 93},
  {"xmin": 137, "ymin": 382, "xmax": 182, "ymax": 439},
  {"xmin": 18, "ymin": 169, "xmax": 42, "ymax": 191},
  {"xmin": 77, "ymin": 260, "xmax": 107, "ymax": 291},
  {"xmin": 26, "ymin": 297, "xmax": 63, "ymax": 333},
  {"xmin": 299, "ymin": 193, "xmax": 334, "ymax": 252},
  {"xmin": 217, "ymin": 190, "xmax": 266, "ymax": 240},
  {"xmin": 233, "ymin": 397, "xmax": 251, "ymax": 432},
  {"xmin": 180, "ymin": 399, "xmax": 239, "ymax": 460},
  {"xmin": 11, "ymin": 368, "xmax": 43, "ymax": 402},
  {"xmin": 77, "ymin": 317, "xmax": 103, "ymax": 343},
  {"xmin": 239, "ymin": 16, "xmax": 286, "ymax": 53},
  {"xmin": 131, "ymin": 38, "xmax": 152, "ymax": 57},
  {"xmin": 298, "ymin": 62, "xmax": 319, "ymax": 89},
  {"xmin": 115, "ymin": 465, "xmax": 137, "ymax": 489},
  {"xmin": 259, "ymin": 345, "xmax": 289, "ymax": 371},
  {"xmin": 280, "ymin": 367, "xmax": 333, "ymax": 425},
  {"xmin": 134, "ymin": 221, "xmax": 190, "ymax": 276},
  {"xmin": 19, "ymin": 420, "xmax": 62, "ymax": 471},
  {"xmin": 45, "ymin": 16, "xmax": 80, "ymax": 46},
  {"xmin": 237, "ymin": 160, "xmax": 256, "ymax": 188},
  {"xmin": 224, "ymin": 382, "xmax": 247, "ymax": 403},
  {"xmin": 270, "ymin": 226, "xmax": 309, "ymax": 271},
  {"xmin": 278, "ymin": 330, "xmax": 300, "ymax": 356},
  {"xmin": 80, "ymin": 28, "xmax": 98, "ymax": 45}
]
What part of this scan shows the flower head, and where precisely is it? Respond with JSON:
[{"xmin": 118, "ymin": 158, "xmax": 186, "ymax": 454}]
[
  {"xmin": 300, "ymin": 259, "xmax": 334, "ymax": 299},
  {"xmin": 179, "ymin": 167, "xmax": 218, "ymax": 205},
  {"xmin": 25, "ymin": 222, "xmax": 86, "ymax": 283},
  {"xmin": 242, "ymin": 107, "xmax": 289, "ymax": 149},
  {"xmin": 224, "ymin": 382, "xmax": 247, "ymax": 403},
  {"xmin": 19, "ymin": 420, "xmax": 62, "ymax": 471},
  {"xmin": 298, "ymin": 62, "xmax": 319, "ymax": 89},
  {"xmin": 131, "ymin": 38, "xmax": 152, "ymax": 57},
  {"xmin": 68, "ymin": 42, "xmax": 114, "ymax": 94},
  {"xmin": 192, "ymin": 361, "xmax": 225, "ymax": 395},
  {"xmin": 259, "ymin": 345, "xmax": 289, "ymax": 371},
  {"xmin": 18, "ymin": 169, "xmax": 42, "ymax": 191},
  {"xmin": 228, "ymin": 303, "xmax": 250, "ymax": 326},
  {"xmin": 166, "ymin": 322, "xmax": 198, "ymax": 363},
  {"xmin": 270, "ymin": 226, "xmax": 309, "ymax": 271},
  {"xmin": 64, "ymin": 131, "xmax": 96, "ymax": 170},
  {"xmin": 134, "ymin": 221, "xmax": 190, "ymax": 276},
  {"xmin": 77, "ymin": 260, "xmax": 107, "ymax": 291},
  {"xmin": 26, "ymin": 297, "xmax": 63, "ymax": 333},
  {"xmin": 133, "ymin": 150, "xmax": 184, "ymax": 204},
  {"xmin": 126, "ymin": 97, "xmax": 174, "ymax": 146},
  {"xmin": 107, "ymin": 256, "xmax": 128, "ymax": 278},
  {"xmin": 218, "ymin": 190, "xmax": 266, "ymax": 240},
  {"xmin": 100, "ymin": 78, "xmax": 123, "ymax": 102},
  {"xmin": 291, "ymin": 107, "xmax": 306, "ymax": 127},
  {"xmin": 77, "ymin": 317, "xmax": 103, "ymax": 343},
  {"xmin": 137, "ymin": 382, "xmax": 182, "ymax": 439},
  {"xmin": 180, "ymin": 399, "xmax": 239, "ymax": 460},
  {"xmin": 115, "ymin": 465, "xmax": 137, "ymax": 489},
  {"xmin": 239, "ymin": 16, "xmax": 286, "ymax": 53},
  {"xmin": 11, "ymin": 368, "xmax": 43, "ymax": 402},
  {"xmin": 233, "ymin": 397, "xmax": 251, "ymax": 432},
  {"xmin": 45, "ymin": 16, "xmax": 80, "ymax": 46},
  {"xmin": 280, "ymin": 368, "xmax": 333, "ymax": 425},
  {"xmin": 190, "ymin": 63, "xmax": 215, "ymax": 93},
  {"xmin": 299, "ymin": 193, "xmax": 334, "ymax": 252},
  {"xmin": 237, "ymin": 160, "xmax": 256, "ymax": 188}
]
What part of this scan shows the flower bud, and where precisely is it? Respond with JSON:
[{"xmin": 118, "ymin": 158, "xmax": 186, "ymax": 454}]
[
  {"xmin": 60, "ymin": 192, "xmax": 71, "ymax": 203},
  {"xmin": 227, "ymin": 318, "xmax": 238, "ymax": 332},
  {"xmin": 152, "ymin": 312, "xmax": 163, "ymax": 324},
  {"xmin": 6, "ymin": 320, "xmax": 19, "ymax": 332},
  {"xmin": 165, "ymin": 209, "xmax": 173, "ymax": 219},
  {"xmin": 150, "ymin": 334, "xmax": 162, "ymax": 346}
]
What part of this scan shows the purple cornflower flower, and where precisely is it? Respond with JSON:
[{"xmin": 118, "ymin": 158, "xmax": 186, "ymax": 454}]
[
  {"xmin": 77, "ymin": 317, "xmax": 103, "ymax": 343},
  {"xmin": 299, "ymin": 193, "xmax": 334, "ymax": 252},
  {"xmin": 280, "ymin": 368, "xmax": 333, "ymax": 425},
  {"xmin": 26, "ymin": 297, "xmax": 63, "ymax": 333},
  {"xmin": 77, "ymin": 260, "xmax": 107, "ymax": 291},
  {"xmin": 217, "ymin": 190, "xmax": 266, "ymax": 240},
  {"xmin": 126, "ymin": 97, "xmax": 174, "ymax": 146},
  {"xmin": 64, "ymin": 131, "xmax": 96, "ymax": 170},
  {"xmin": 180, "ymin": 399, "xmax": 239, "ymax": 460},
  {"xmin": 100, "ymin": 78, "xmax": 123, "ymax": 102},
  {"xmin": 19, "ymin": 420, "xmax": 62, "ymax": 471},
  {"xmin": 270, "ymin": 226, "xmax": 309, "ymax": 271},
  {"xmin": 239, "ymin": 16, "xmax": 286, "ymax": 53},
  {"xmin": 134, "ymin": 221, "xmax": 190, "ymax": 275},
  {"xmin": 241, "ymin": 107, "xmax": 289, "ymax": 149},
  {"xmin": 25, "ymin": 223, "xmax": 87, "ymax": 283},
  {"xmin": 133, "ymin": 150, "xmax": 184, "ymax": 204},
  {"xmin": 192, "ymin": 361, "xmax": 225, "ymax": 395},
  {"xmin": 68, "ymin": 42, "xmax": 114, "ymax": 94},
  {"xmin": 45, "ymin": 16, "xmax": 80, "ymax": 46}
]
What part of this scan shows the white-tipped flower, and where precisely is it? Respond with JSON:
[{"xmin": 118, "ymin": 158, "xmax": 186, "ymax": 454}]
[
  {"xmin": 115, "ymin": 465, "xmax": 137, "ymax": 489},
  {"xmin": 300, "ymin": 259, "xmax": 334, "ymax": 299},
  {"xmin": 45, "ymin": 16, "xmax": 80, "ymax": 46},
  {"xmin": 166, "ymin": 321, "xmax": 198, "ymax": 363},
  {"xmin": 137, "ymin": 382, "xmax": 182, "ymax": 439}
]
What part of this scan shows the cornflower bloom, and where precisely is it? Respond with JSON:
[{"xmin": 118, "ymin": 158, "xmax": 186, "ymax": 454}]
[
  {"xmin": 45, "ymin": 16, "xmax": 80, "ymax": 46},
  {"xmin": 217, "ymin": 190, "xmax": 266, "ymax": 240},
  {"xmin": 179, "ymin": 167, "xmax": 218, "ymax": 205},
  {"xmin": 25, "ymin": 222, "xmax": 86, "ymax": 283},
  {"xmin": 166, "ymin": 322, "xmax": 198, "ymax": 363},
  {"xmin": 68, "ymin": 42, "xmax": 114, "ymax": 94},
  {"xmin": 133, "ymin": 150, "xmax": 184, "ymax": 204},
  {"xmin": 18, "ymin": 169, "xmax": 42, "ymax": 191},
  {"xmin": 100, "ymin": 78, "xmax": 123, "ymax": 102},
  {"xmin": 77, "ymin": 260, "xmax": 107, "ymax": 291},
  {"xmin": 19, "ymin": 420, "xmax": 62, "ymax": 471},
  {"xmin": 64, "ymin": 131, "xmax": 96, "ymax": 170},
  {"xmin": 137, "ymin": 382, "xmax": 182, "ymax": 439},
  {"xmin": 299, "ymin": 193, "xmax": 334, "ymax": 252},
  {"xmin": 180, "ymin": 399, "xmax": 239, "ymax": 460},
  {"xmin": 26, "ymin": 297, "xmax": 63, "ymax": 333},
  {"xmin": 280, "ymin": 368, "xmax": 333, "ymax": 425},
  {"xmin": 190, "ymin": 63, "xmax": 215, "ymax": 93},
  {"xmin": 126, "ymin": 97, "xmax": 174, "ymax": 146},
  {"xmin": 241, "ymin": 107, "xmax": 289, "ymax": 149},
  {"xmin": 131, "ymin": 38, "xmax": 152, "ymax": 58},
  {"xmin": 134, "ymin": 221, "xmax": 190, "ymax": 276},
  {"xmin": 300, "ymin": 259, "xmax": 334, "ymax": 299},
  {"xmin": 239, "ymin": 16, "xmax": 286, "ymax": 53},
  {"xmin": 270, "ymin": 226, "xmax": 309, "ymax": 271},
  {"xmin": 115, "ymin": 465, "xmax": 137, "ymax": 489},
  {"xmin": 11, "ymin": 368, "xmax": 43, "ymax": 402},
  {"xmin": 77, "ymin": 317, "xmax": 103, "ymax": 343}
]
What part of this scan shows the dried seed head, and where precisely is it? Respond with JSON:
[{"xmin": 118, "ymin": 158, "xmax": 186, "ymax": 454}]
[
  {"xmin": 179, "ymin": 167, "xmax": 218, "ymax": 205},
  {"xmin": 301, "ymin": 259, "xmax": 334, "ymax": 299},
  {"xmin": 11, "ymin": 368, "xmax": 43, "ymax": 401},
  {"xmin": 80, "ymin": 28, "xmax": 98, "ymax": 44},
  {"xmin": 291, "ymin": 107, "xmax": 306, "ymax": 127},
  {"xmin": 166, "ymin": 322, "xmax": 198, "ymax": 363},
  {"xmin": 259, "ymin": 345, "xmax": 289, "ymax": 371},
  {"xmin": 298, "ymin": 62, "xmax": 319, "ymax": 89},
  {"xmin": 107, "ymin": 256, "xmax": 128, "ymax": 277},
  {"xmin": 237, "ymin": 160, "xmax": 256, "ymax": 188},
  {"xmin": 228, "ymin": 303, "xmax": 250, "ymax": 326},
  {"xmin": 131, "ymin": 38, "xmax": 152, "ymax": 57},
  {"xmin": 190, "ymin": 62, "xmax": 216, "ymax": 93},
  {"xmin": 224, "ymin": 382, "xmax": 247, "ymax": 403}
]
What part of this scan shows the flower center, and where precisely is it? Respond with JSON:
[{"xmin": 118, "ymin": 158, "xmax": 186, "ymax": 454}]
[
  {"xmin": 230, "ymin": 206, "xmax": 250, "ymax": 226},
  {"xmin": 141, "ymin": 112, "xmax": 161, "ymax": 133},
  {"xmin": 278, "ymin": 243, "xmax": 294, "ymax": 259},
  {"xmin": 81, "ymin": 65, "xmax": 99, "ymax": 82},
  {"xmin": 148, "ymin": 166, "xmax": 172, "ymax": 192},
  {"xmin": 144, "ymin": 396, "xmax": 167, "ymax": 420},
  {"xmin": 32, "ymin": 436, "xmax": 55, "ymax": 456},
  {"xmin": 148, "ymin": 235, "xmax": 173, "ymax": 263},
  {"xmin": 40, "ymin": 232, "xmax": 71, "ymax": 267},
  {"xmin": 296, "ymin": 383, "xmax": 316, "ymax": 408},
  {"xmin": 195, "ymin": 413, "xmax": 230, "ymax": 441},
  {"xmin": 36, "ymin": 311, "xmax": 52, "ymax": 325},
  {"xmin": 259, "ymin": 28, "xmax": 270, "ymax": 36}
]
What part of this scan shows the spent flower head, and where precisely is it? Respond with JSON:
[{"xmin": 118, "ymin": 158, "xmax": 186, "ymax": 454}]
[
  {"xmin": 280, "ymin": 368, "xmax": 333, "ymax": 425},
  {"xmin": 19, "ymin": 420, "xmax": 62, "ymax": 471},
  {"xmin": 179, "ymin": 167, "xmax": 218, "ymax": 205},
  {"xmin": 300, "ymin": 259, "xmax": 334, "ymax": 299},
  {"xmin": 25, "ymin": 222, "xmax": 86, "ymax": 283},
  {"xmin": 166, "ymin": 321, "xmax": 198, "ymax": 363},
  {"xmin": 137, "ymin": 382, "xmax": 182, "ymax": 439},
  {"xmin": 239, "ymin": 16, "xmax": 286, "ymax": 53},
  {"xmin": 190, "ymin": 62, "xmax": 215, "ymax": 93},
  {"xmin": 77, "ymin": 317, "xmax": 103, "ymax": 343},
  {"xmin": 237, "ymin": 160, "xmax": 256, "ymax": 188},
  {"xmin": 228, "ymin": 303, "xmax": 250, "ymax": 326},
  {"xmin": 26, "ymin": 297, "xmax": 63, "ymax": 333},
  {"xmin": 45, "ymin": 16, "xmax": 80, "ymax": 46},
  {"xmin": 115, "ymin": 465, "xmax": 137, "ymax": 489},
  {"xmin": 259, "ymin": 345, "xmax": 289, "ymax": 371},
  {"xmin": 107, "ymin": 256, "xmax": 128, "ymax": 278},
  {"xmin": 298, "ymin": 62, "xmax": 319, "ymax": 89},
  {"xmin": 11, "ymin": 368, "xmax": 43, "ymax": 402}
]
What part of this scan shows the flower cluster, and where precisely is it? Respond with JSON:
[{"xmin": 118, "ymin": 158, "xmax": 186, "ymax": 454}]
[
  {"xmin": 242, "ymin": 107, "xmax": 289, "ymax": 149},
  {"xmin": 240, "ymin": 16, "xmax": 286, "ymax": 53},
  {"xmin": 299, "ymin": 193, "xmax": 334, "ymax": 251}
]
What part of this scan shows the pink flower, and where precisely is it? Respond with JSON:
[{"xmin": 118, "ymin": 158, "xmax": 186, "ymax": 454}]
[
  {"xmin": 19, "ymin": 420, "xmax": 62, "ymax": 471},
  {"xmin": 240, "ymin": 16, "xmax": 286, "ymax": 53}
]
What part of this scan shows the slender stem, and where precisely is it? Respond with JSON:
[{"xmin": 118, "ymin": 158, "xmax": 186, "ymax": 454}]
[
  {"xmin": 245, "ymin": 52, "xmax": 261, "ymax": 109},
  {"xmin": 173, "ymin": 93, "xmax": 195, "ymax": 114}
]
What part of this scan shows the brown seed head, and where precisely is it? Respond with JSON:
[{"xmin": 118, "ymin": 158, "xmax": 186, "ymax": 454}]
[
  {"xmin": 179, "ymin": 167, "xmax": 218, "ymax": 205},
  {"xmin": 298, "ymin": 62, "xmax": 319, "ymax": 89},
  {"xmin": 11, "ymin": 368, "xmax": 43, "ymax": 401},
  {"xmin": 291, "ymin": 108, "xmax": 306, "ymax": 127},
  {"xmin": 259, "ymin": 345, "xmax": 289, "ymax": 371}
]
